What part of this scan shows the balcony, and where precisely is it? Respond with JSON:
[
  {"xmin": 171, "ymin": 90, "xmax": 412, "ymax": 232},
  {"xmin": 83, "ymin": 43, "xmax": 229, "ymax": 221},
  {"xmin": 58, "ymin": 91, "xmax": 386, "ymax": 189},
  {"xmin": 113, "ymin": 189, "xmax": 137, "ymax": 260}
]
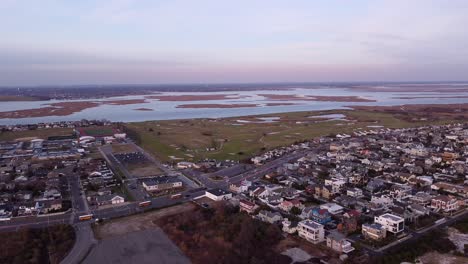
[{"xmin": 341, "ymin": 241, "xmax": 355, "ymax": 254}]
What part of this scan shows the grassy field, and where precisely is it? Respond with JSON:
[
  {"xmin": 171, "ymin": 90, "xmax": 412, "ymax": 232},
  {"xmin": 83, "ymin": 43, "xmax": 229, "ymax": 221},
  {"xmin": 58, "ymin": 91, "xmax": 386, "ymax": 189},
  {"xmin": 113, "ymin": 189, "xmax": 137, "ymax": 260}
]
[
  {"xmin": 79, "ymin": 127, "xmax": 115, "ymax": 136},
  {"xmin": 126, "ymin": 109, "xmax": 460, "ymax": 162},
  {"xmin": 0, "ymin": 127, "xmax": 73, "ymax": 141}
]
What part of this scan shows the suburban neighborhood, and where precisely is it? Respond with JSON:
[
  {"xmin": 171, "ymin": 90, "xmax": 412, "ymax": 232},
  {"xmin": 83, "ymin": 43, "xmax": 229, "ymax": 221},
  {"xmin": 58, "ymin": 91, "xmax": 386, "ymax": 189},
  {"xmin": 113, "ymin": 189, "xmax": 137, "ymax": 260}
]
[{"xmin": 0, "ymin": 120, "xmax": 467, "ymax": 263}]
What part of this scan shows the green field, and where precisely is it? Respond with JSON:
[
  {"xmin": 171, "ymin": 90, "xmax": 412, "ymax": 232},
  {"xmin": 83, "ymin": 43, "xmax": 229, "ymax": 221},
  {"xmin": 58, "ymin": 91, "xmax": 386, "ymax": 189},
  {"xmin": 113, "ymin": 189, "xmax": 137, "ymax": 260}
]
[
  {"xmin": 0, "ymin": 128, "xmax": 73, "ymax": 141},
  {"xmin": 80, "ymin": 128, "xmax": 115, "ymax": 136},
  {"xmin": 126, "ymin": 109, "xmax": 460, "ymax": 162}
]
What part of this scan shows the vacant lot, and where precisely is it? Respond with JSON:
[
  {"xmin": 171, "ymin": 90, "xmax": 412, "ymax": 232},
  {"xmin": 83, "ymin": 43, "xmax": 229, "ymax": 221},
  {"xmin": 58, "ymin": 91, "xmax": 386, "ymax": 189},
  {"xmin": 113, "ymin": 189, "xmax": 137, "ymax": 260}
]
[
  {"xmin": 94, "ymin": 203, "xmax": 196, "ymax": 239},
  {"xmin": 84, "ymin": 229, "xmax": 190, "ymax": 264},
  {"xmin": 126, "ymin": 107, "xmax": 462, "ymax": 162},
  {"xmin": 128, "ymin": 163, "xmax": 163, "ymax": 177},
  {"xmin": 111, "ymin": 143, "xmax": 137, "ymax": 154}
]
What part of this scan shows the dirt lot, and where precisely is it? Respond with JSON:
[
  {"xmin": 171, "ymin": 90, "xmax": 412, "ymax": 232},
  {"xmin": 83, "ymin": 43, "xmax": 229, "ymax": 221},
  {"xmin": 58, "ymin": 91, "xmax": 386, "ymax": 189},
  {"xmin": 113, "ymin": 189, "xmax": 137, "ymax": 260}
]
[
  {"xmin": 418, "ymin": 252, "xmax": 468, "ymax": 264},
  {"xmin": 84, "ymin": 229, "xmax": 190, "ymax": 264},
  {"xmin": 276, "ymin": 235, "xmax": 336, "ymax": 260},
  {"xmin": 94, "ymin": 203, "xmax": 196, "ymax": 240},
  {"xmin": 127, "ymin": 163, "xmax": 163, "ymax": 177},
  {"xmin": 111, "ymin": 143, "xmax": 137, "ymax": 154}
]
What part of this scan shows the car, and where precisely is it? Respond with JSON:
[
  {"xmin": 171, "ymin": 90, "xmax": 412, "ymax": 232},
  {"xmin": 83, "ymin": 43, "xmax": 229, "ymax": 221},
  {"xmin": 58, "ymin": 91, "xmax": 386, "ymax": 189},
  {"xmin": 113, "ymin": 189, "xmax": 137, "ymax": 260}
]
[
  {"xmin": 201, "ymin": 203, "xmax": 209, "ymax": 208},
  {"xmin": 184, "ymin": 194, "xmax": 190, "ymax": 198}
]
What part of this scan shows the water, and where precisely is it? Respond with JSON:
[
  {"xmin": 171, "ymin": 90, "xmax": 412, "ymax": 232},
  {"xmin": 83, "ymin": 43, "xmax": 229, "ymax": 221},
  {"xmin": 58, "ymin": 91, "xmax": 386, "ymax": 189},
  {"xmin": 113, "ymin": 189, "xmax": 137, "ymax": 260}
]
[{"xmin": 1, "ymin": 87, "xmax": 467, "ymax": 125}]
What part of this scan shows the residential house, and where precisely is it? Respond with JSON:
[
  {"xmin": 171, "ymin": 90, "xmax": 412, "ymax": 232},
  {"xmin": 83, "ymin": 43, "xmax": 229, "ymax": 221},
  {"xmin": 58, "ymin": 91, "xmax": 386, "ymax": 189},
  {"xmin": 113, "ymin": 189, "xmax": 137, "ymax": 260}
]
[
  {"xmin": 320, "ymin": 203, "xmax": 344, "ymax": 215},
  {"xmin": 347, "ymin": 187, "xmax": 363, "ymax": 198},
  {"xmin": 338, "ymin": 210, "xmax": 360, "ymax": 234},
  {"xmin": 430, "ymin": 195, "xmax": 460, "ymax": 213},
  {"xmin": 249, "ymin": 187, "xmax": 268, "ymax": 198},
  {"xmin": 239, "ymin": 199, "xmax": 258, "ymax": 214},
  {"xmin": 96, "ymin": 194, "xmax": 125, "ymax": 206},
  {"xmin": 35, "ymin": 199, "xmax": 62, "ymax": 213},
  {"xmin": 205, "ymin": 189, "xmax": 233, "ymax": 201},
  {"xmin": 282, "ymin": 218, "xmax": 298, "ymax": 234},
  {"xmin": 326, "ymin": 231, "xmax": 355, "ymax": 254},
  {"xmin": 278, "ymin": 199, "xmax": 304, "ymax": 212},
  {"xmin": 374, "ymin": 213, "xmax": 405, "ymax": 234},
  {"xmin": 257, "ymin": 210, "xmax": 283, "ymax": 224},
  {"xmin": 297, "ymin": 220, "xmax": 325, "ymax": 244},
  {"xmin": 301, "ymin": 207, "xmax": 332, "ymax": 224},
  {"xmin": 362, "ymin": 223, "xmax": 387, "ymax": 240},
  {"xmin": 410, "ymin": 192, "xmax": 433, "ymax": 205}
]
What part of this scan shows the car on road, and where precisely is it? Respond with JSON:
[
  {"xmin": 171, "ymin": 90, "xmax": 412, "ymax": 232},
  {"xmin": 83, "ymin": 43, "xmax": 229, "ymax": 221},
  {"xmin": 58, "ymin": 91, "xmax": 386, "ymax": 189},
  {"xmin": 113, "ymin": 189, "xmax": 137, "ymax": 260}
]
[{"xmin": 184, "ymin": 194, "xmax": 190, "ymax": 198}]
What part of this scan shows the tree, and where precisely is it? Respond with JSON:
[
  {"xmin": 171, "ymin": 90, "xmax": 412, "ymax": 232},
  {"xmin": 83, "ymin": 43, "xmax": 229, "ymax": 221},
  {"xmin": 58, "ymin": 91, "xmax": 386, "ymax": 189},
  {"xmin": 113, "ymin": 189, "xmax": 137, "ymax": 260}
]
[{"xmin": 290, "ymin": 206, "xmax": 302, "ymax": 215}]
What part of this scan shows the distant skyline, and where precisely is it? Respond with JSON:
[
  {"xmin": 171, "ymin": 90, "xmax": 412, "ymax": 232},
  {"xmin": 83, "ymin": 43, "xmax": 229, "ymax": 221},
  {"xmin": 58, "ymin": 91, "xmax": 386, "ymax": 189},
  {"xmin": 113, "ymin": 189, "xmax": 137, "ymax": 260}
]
[{"xmin": 1, "ymin": 0, "xmax": 468, "ymax": 85}]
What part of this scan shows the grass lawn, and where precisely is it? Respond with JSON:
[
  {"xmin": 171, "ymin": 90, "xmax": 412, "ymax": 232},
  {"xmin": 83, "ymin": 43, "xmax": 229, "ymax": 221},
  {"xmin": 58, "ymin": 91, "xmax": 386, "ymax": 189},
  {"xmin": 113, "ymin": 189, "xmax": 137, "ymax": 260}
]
[
  {"xmin": 80, "ymin": 127, "xmax": 115, "ymax": 136},
  {"xmin": 126, "ymin": 109, "xmax": 461, "ymax": 162}
]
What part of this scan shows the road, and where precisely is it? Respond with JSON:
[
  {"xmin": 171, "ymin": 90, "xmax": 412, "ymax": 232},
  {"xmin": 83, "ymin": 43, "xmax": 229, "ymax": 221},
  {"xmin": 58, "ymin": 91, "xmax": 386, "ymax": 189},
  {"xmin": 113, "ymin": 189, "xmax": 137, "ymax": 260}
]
[
  {"xmin": 60, "ymin": 223, "xmax": 96, "ymax": 264},
  {"xmin": 189, "ymin": 150, "xmax": 308, "ymax": 190}
]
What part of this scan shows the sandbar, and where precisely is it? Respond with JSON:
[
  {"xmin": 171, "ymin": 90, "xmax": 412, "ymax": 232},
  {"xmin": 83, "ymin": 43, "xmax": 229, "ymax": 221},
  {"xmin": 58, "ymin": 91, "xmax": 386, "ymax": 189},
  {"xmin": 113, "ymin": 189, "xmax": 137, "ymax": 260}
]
[
  {"xmin": 259, "ymin": 94, "xmax": 375, "ymax": 102},
  {"xmin": 146, "ymin": 94, "xmax": 242, "ymax": 101},
  {"xmin": 176, "ymin": 104, "xmax": 258, "ymax": 108}
]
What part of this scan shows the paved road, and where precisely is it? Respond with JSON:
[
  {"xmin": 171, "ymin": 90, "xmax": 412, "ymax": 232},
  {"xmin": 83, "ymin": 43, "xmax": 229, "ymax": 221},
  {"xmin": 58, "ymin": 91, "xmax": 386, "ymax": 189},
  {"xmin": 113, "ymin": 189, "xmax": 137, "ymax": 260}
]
[
  {"xmin": 60, "ymin": 223, "xmax": 97, "ymax": 264},
  {"xmin": 191, "ymin": 150, "xmax": 308, "ymax": 190}
]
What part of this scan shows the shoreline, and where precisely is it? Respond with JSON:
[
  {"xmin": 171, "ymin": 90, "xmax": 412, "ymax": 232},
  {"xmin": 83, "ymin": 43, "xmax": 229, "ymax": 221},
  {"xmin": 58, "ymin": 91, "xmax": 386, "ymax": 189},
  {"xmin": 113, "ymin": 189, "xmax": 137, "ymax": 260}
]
[{"xmin": 1, "ymin": 102, "xmax": 467, "ymax": 126}]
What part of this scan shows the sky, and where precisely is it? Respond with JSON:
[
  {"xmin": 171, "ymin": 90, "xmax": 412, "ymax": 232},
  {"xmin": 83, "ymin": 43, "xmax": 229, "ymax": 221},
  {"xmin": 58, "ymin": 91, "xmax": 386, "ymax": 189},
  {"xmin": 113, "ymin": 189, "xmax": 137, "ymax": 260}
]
[{"xmin": 1, "ymin": 0, "xmax": 468, "ymax": 86}]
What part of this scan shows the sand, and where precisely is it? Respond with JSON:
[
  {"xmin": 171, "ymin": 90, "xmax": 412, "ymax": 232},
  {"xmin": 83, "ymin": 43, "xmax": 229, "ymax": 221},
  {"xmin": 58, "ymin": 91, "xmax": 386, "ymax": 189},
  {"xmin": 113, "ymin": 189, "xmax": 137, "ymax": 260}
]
[
  {"xmin": 176, "ymin": 103, "xmax": 258, "ymax": 108},
  {"xmin": 259, "ymin": 94, "xmax": 375, "ymax": 102}
]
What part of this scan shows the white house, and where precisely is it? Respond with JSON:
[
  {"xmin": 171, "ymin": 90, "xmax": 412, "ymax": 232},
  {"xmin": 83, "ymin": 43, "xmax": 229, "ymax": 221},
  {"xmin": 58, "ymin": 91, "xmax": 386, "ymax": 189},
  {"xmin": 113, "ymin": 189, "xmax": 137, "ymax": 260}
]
[
  {"xmin": 374, "ymin": 213, "xmax": 405, "ymax": 234},
  {"xmin": 205, "ymin": 188, "xmax": 233, "ymax": 201},
  {"xmin": 96, "ymin": 194, "xmax": 125, "ymax": 206},
  {"xmin": 297, "ymin": 220, "xmax": 325, "ymax": 244},
  {"xmin": 346, "ymin": 187, "xmax": 363, "ymax": 198},
  {"xmin": 326, "ymin": 232, "xmax": 355, "ymax": 254},
  {"xmin": 142, "ymin": 177, "xmax": 183, "ymax": 192},
  {"xmin": 282, "ymin": 218, "xmax": 298, "ymax": 234},
  {"xmin": 320, "ymin": 203, "xmax": 344, "ymax": 215},
  {"xmin": 371, "ymin": 195, "xmax": 394, "ymax": 208}
]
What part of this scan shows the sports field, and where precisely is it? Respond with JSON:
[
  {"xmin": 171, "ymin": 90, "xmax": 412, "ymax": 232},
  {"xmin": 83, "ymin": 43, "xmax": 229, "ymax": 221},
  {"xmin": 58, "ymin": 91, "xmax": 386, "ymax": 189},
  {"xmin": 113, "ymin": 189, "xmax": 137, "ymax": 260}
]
[{"xmin": 78, "ymin": 127, "xmax": 116, "ymax": 137}]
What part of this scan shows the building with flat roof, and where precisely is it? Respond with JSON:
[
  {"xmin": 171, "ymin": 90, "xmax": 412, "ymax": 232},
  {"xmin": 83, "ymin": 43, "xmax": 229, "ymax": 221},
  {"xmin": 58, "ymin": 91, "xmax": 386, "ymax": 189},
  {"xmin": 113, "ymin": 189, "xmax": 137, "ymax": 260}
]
[
  {"xmin": 362, "ymin": 223, "xmax": 387, "ymax": 240},
  {"xmin": 374, "ymin": 213, "xmax": 404, "ymax": 234},
  {"xmin": 205, "ymin": 188, "xmax": 233, "ymax": 201},
  {"xmin": 326, "ymin": 231, "xmax": 355, "ymax": 254},
  {"xmin": 141, "ymin": 176, "xmax": 183, "ymax": 192},
  {"xmin": 297, "ymin": 220, "xmax": 325, "ymax": 244}
]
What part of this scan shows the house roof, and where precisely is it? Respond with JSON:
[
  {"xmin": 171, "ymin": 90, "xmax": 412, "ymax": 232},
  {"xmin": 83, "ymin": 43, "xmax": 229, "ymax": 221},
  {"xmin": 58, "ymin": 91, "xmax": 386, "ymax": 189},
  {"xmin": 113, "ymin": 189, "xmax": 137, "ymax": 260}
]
[
  {"xmin": 142, "ymin": 176, "xmax": 182, "ymax": 186},
  {"xmin": 327, "ymin": 231, "xmax": 346, "ymax": 241},
  {"xmin": 207, "ymin": 188, "xmax": 232, "ymax": 196}
]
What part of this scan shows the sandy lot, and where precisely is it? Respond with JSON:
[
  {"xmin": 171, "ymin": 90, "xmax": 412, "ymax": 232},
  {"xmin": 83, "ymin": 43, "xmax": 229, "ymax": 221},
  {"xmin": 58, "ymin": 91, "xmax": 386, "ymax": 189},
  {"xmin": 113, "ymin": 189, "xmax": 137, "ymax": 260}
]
[{"xmin": 94, "ymin": 203, "xmax": 196, "ymax": 239}]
